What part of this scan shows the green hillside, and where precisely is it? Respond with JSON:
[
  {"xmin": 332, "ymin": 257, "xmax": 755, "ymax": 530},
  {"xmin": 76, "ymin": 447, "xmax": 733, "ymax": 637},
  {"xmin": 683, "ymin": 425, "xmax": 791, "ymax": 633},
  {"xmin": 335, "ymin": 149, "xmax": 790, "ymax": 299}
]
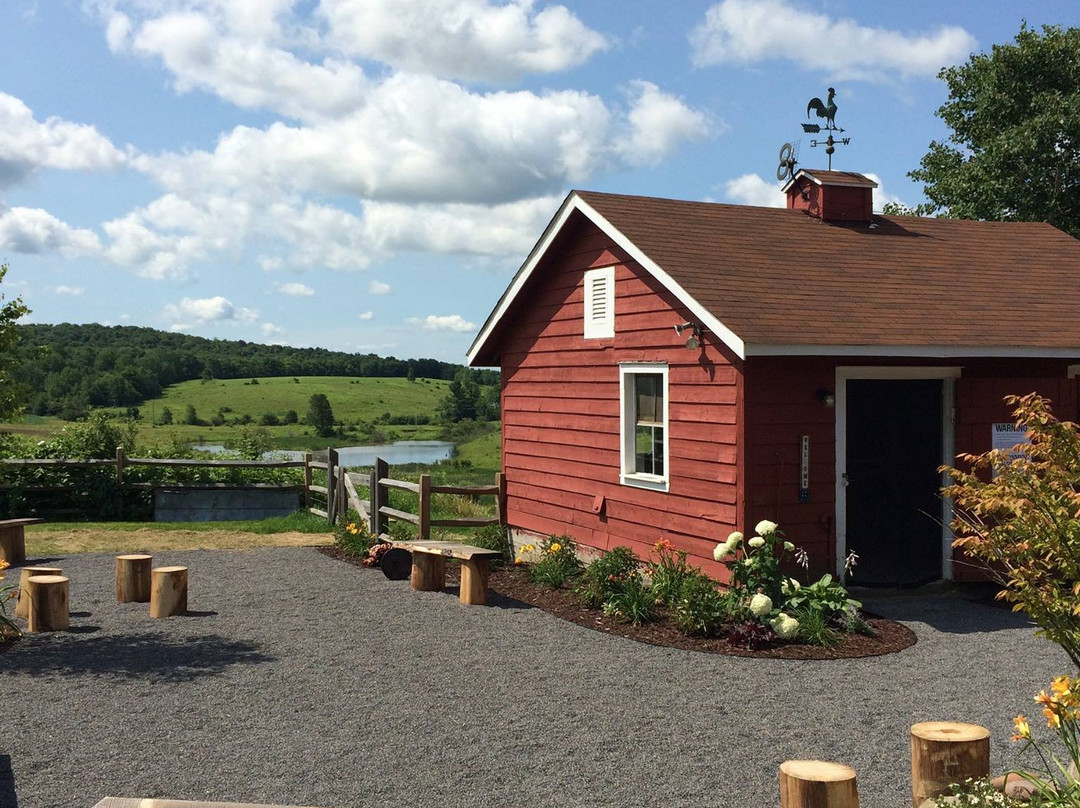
[{"xmin": 148, "ymin": 375, "xmax": 450, "ymax": 424}]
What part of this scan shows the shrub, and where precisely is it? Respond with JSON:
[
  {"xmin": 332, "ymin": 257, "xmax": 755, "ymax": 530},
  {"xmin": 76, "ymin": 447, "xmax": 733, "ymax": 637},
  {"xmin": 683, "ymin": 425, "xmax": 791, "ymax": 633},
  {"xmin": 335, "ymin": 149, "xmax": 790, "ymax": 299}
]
[
  {"xmin": 943, "ymin": 393, "xmax": 1080, "ymax": 669},
  {"xmin": 714, "ymin": 520, "xmax": 797, "ymax": 608},
  {"xmin": 674, "ymin": 573, "xmax": 728, "ymax": 637},
  {"xmin": 465, "ymin": 523, "xmax": 511, "ymax": 561},
  {"xmin": 578, "ymin": 546, "xmax": 639, "ymax": 610},
  {"xmin": 602, "ymin": 574, "xmax": 655, "ymax": 625},
  {"xmin": 649, "ymin": 538, "xmax": 695, "ymax": 608},
  {"xmin": 0, "ymin": 561, "xmax": 18, "ymax": 639},
  {"xmin": 725, "ymin": 620, "xmax": 774, "ymax": 650},
  {"xmin": 527, "ymin": 535, "xmax": 584, "ymax": 589}
]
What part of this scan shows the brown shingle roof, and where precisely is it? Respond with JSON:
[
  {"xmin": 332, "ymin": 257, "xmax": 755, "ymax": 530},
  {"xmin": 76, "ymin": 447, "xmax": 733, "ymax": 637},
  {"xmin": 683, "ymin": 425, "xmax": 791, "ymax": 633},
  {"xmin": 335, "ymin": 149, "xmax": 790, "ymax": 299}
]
[{"xmin": 577, "ymin": 190, "xmax": 1080, "ymax": 351}]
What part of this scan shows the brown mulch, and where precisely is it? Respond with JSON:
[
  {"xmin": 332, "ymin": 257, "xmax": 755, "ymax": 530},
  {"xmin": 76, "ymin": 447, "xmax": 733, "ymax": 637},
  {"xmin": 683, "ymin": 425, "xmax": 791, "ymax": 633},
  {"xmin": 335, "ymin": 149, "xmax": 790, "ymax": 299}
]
[{"xmin": 320, "ymin": 547, "xmax": 917, "ymax": 660}]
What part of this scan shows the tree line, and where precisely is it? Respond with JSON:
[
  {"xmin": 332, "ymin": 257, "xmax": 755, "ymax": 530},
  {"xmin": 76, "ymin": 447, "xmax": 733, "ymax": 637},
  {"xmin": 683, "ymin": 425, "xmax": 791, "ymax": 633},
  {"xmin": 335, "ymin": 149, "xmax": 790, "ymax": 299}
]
[{"xmin": 11, "ymin": 322, "xmax": 497, "ymax": 420}]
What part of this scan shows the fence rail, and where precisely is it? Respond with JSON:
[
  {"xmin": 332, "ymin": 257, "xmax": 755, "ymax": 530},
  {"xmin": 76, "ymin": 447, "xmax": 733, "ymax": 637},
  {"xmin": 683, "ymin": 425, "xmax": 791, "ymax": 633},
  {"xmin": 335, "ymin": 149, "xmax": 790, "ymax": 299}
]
[{"xmin": 365, "ymin": 457, "xmax": 506, "ymax": 539}]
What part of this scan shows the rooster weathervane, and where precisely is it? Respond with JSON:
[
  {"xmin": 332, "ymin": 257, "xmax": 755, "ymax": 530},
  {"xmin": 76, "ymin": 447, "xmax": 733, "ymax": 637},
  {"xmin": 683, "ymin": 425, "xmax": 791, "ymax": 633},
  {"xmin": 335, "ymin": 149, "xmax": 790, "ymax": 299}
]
[{"xmin": 775, "ymin": 87, "xmax": 854, "ymax": 181}]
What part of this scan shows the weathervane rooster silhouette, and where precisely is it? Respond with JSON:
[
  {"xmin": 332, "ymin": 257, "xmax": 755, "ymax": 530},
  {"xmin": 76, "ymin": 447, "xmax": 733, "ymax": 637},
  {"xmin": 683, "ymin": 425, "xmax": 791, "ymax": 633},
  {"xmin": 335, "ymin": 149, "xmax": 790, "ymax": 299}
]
[{"xmin": 806, "ymin": 87, "xmax": 839, "ymax": 131}]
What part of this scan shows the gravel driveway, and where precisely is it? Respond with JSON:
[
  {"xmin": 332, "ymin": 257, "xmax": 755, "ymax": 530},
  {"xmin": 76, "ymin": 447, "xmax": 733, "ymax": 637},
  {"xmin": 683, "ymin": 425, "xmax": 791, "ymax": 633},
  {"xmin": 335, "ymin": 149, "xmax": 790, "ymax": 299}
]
[{"xmin": 0, "ymin": 547, "xmax": 1069, "ymax": 808}]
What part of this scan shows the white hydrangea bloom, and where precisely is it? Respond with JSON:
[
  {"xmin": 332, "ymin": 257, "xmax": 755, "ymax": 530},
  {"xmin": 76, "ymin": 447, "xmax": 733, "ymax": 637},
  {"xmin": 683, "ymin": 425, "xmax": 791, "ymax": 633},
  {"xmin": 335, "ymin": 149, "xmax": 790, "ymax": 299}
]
[
  {"xmin": 749, "ymin": 593, "xmax": 773, "ymax": 617},
  {"xmin": 780, "ymin": 577, "xmax": 801, "ymax": 595},
  {"xmin": 783, "ymin": 541, "xmax": 795, "ymax": 552},
  {"xmin": 727, "ymin": 531, "xmax": 743, "ymax": 545},
  {"xmin": 755, "ymin": 519, "xmax": 779, "ymax": 535},
  {"xmin": 771, "ymin": 612, "xmax": 800, "ymax": 640},
  {"xmin": 748, "ymin": 536, "xmax": 765, "ymax": 549},
  {"xmin": 713, "ymin": 541, "xmax": 730, "ymax": 562}
]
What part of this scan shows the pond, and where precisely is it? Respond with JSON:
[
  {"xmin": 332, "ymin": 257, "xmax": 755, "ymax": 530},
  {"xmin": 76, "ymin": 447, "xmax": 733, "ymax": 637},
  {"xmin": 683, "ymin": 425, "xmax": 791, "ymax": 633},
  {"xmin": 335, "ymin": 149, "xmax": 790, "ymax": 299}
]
[{"xmin": 192, "ymin": 440, "xmax": 456, "ymax": 466}]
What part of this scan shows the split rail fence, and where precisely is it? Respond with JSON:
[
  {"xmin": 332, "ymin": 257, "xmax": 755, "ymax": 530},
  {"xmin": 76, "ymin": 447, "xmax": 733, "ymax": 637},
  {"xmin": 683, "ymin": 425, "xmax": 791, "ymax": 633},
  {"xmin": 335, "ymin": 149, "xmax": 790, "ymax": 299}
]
[{"xmin": 323, "ymin": 456, "xmax": 506, "ymax": 538}]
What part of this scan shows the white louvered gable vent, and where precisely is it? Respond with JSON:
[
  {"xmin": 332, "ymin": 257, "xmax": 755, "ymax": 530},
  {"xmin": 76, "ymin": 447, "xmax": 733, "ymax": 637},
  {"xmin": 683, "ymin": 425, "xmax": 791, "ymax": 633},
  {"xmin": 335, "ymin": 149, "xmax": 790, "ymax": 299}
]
[{"xmin": 583, "ymin": 266, "xmax": 615, "ymax": 339}]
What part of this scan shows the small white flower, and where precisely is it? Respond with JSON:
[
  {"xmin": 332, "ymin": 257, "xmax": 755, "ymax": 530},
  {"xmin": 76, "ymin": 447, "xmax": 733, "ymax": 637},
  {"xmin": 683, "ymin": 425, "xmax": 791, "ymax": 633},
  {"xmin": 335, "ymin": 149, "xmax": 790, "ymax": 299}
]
[
  {"xmin": 749, "ymin": 593, "xmax": 773, "ymax": 617},
  {"xmin": 748, "ymin": 536, "xmax": 765, "ymax": 549},
  {"xmin": 755, "ymin": 519, "xmax": 778, "ymax": 535},
  {"xmin": 742, "ymin": 556, "xmax": 756, "ymax": 567},
  {"xmin": 713, "ymin": 542, "xmax": 730, "ymax": 562},
  {"xmin": 771, "ymin": 612, "xmax": 800, "ymax": 640},
  {"xmin": 783, "ymin": 541, "xmax": 795, "ymax": 552},
  {"xmin": 780, "ymin": 577, "xmax": 801, "ymax": 595},
  {"xmin": 727, "ymin": 531, "xmax": 743, "ymax": 546}
]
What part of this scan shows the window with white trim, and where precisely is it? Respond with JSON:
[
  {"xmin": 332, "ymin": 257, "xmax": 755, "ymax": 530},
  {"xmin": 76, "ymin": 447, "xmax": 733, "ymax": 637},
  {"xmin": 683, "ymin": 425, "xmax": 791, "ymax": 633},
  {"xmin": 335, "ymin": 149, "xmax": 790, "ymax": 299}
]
[
  {"xmin": 620, "ymin": 364, "xmax": 669, "ymax": 490},
  {"xmin": 583, "ymin": 266, "xmax": 614, "ymax": 339}
]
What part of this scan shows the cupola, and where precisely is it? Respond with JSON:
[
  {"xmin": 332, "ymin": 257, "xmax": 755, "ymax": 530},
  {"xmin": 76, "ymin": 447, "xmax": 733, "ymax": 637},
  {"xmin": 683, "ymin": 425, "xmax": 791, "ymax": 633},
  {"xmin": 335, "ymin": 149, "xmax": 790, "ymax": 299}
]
[{"xmin": 782, "ymin": 169, "xmax": 877, "ymax": 223}]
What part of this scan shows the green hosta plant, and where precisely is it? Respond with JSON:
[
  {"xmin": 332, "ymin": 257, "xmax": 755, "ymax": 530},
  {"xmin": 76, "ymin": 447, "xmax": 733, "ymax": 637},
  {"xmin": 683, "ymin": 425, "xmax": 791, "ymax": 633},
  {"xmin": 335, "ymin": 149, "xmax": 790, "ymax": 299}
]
[{"xmin": 783, "ymin": 573, "xmax": 862, "ymax": 622}]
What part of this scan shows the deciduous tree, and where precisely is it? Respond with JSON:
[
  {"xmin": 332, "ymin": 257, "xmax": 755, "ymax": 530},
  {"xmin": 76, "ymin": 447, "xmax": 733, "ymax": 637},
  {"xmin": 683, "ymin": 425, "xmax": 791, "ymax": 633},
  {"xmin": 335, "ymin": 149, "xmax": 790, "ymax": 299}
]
[
  {"xmin": 911, "ymin": 24, "xmax": 1080, "ymax": 237},
  {"xmin": 0, "ymin": 264, "xmax": 31, "ymax": 421}
]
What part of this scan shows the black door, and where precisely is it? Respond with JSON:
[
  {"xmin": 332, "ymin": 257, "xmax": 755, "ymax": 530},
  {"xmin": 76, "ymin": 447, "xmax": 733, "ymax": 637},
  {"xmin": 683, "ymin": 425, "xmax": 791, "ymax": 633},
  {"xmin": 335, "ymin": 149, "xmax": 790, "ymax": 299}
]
[{"xmin": 845, "ymin": 379, "xmax": 943, "ymax": 586}]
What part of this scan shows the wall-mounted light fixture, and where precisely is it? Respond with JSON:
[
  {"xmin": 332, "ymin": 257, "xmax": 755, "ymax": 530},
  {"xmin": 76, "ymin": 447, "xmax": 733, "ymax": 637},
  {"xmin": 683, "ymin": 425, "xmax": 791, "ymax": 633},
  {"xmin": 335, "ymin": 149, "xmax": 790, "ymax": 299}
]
[
  {"xmin": 816, "ymin": 387, "xmax": 836, "ymax": 407},
  {"xmin": 674, "ymin": 321, "xmax": 701, "ymax": 350}
]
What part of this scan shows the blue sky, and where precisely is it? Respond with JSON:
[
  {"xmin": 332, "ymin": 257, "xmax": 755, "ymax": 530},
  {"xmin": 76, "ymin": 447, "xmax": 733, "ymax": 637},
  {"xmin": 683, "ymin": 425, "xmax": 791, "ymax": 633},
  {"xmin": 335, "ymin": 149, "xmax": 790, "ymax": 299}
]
[{"xmin": 1, "ymin": 1, "xmax": 1077, "ymax": 363}]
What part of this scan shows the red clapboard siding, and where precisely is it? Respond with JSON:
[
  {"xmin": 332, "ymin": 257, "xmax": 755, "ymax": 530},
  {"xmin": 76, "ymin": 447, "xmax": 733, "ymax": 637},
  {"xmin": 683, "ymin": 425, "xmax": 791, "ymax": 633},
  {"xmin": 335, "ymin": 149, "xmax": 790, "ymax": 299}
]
[{"xmin": 497, "ymin": 219, "xmax": 743, "ymax": 568}]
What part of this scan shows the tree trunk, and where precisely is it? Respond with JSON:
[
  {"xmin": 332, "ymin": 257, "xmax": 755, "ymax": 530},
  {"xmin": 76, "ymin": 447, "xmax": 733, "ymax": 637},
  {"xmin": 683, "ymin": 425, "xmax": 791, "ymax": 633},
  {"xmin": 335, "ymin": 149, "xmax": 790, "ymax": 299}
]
[
  {"xmin": 149, "ymin": 566, "xmax": 188, "ymax": 618},
  {"xmin": 910, "ymin": 721, "xmax": 990, "ymax": 808},
  {"xmin": 15, "ymin": 566, "xmax": 62, "ymax": 619},
  {"xmin": 459, "ymin": 558, "xmax": 491, "ymax": 605},
  {"xmin": 115, "ymin": 554, "xmax": 153, "ymax": 603},
  {"xmin": 780, "ymin": 760, "xmax": 859, "ymax": 808},
  {"xmin": 26, "ymin": 574, "xmax": 69, "ymax": 633}
]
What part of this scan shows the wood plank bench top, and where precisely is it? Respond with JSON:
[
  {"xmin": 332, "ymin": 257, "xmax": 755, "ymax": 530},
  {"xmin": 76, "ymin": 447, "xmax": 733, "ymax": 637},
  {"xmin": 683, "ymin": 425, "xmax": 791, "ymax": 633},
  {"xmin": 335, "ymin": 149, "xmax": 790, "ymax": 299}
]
[
  {"xmin": 92, "ymin": 798, "xmax": 324, "ymax": 808},
  {"xmin": 391, "ymin": 539, "xmax": 502, "ymax": 561},
  {"xmin": 0, "ymin": 517, "xmax": 45, "ymax": 528},
  {"xmin": 0, "ymin": 517, "xmax": 45, "ymax": 563}
]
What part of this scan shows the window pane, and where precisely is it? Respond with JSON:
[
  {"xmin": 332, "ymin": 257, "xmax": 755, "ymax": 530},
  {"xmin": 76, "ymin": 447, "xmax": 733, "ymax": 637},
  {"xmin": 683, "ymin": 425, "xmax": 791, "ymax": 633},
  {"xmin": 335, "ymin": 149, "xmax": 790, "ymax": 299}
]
[
  {"xmin": 635, "ymin": 374, "xmax": 662, "ymax": 424},
  {"xmin": 634, "ymin": 425, "xmax": 664, "ymax": 476}
]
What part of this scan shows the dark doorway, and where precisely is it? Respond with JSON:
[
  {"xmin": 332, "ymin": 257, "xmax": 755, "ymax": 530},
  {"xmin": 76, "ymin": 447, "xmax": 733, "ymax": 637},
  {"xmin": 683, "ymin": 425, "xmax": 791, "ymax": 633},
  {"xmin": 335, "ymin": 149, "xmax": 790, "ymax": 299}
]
[{"xmin": 845, "ymin": 378, "xmax": 944, "ymax": 586}]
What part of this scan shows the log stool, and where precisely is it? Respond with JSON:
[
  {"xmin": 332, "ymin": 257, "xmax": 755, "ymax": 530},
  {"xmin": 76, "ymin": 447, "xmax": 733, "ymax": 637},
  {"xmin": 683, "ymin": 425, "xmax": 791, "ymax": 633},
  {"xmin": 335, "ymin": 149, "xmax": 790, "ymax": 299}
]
[
  {"xmin": 15, "ymin": 565, "xmax": 62, "ymax": 619},
  {"xmin": 780, "ymin": 760, "xmax": 860, "ymax": 808},
  {"xmin": 115, "ymin": 554, "xmax": 153, "ymax": 603},
  {"xmin": 26, "ymin": 574, "xmax": 69, "ymax": 633},
  {"xmin": 149, "ymin": 566, "xmax": 188, "ymax": 618},
  {"xmin": 911, "ymin": 721, "xmax": 990, "ymax": 808}
]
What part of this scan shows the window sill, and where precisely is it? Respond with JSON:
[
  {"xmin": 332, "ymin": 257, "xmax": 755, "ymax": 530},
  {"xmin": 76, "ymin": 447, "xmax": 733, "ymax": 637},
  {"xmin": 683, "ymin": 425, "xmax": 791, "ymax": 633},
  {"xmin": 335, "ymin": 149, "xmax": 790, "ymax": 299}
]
[{"xmin": 620, "ymin": 473, "xmax": 669, "ymax": 492}]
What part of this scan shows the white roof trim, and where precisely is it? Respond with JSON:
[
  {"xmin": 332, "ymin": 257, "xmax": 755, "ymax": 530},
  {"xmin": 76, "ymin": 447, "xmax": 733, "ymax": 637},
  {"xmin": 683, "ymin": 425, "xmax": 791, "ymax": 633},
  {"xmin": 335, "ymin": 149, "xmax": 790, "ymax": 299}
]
[
  {"xmin": 467, "ymin": 192, "xmax": 747, "ymax": 365},
  {"xmin": 746, "ymin": 343, "xmax": 1080, "ymax": 359}
]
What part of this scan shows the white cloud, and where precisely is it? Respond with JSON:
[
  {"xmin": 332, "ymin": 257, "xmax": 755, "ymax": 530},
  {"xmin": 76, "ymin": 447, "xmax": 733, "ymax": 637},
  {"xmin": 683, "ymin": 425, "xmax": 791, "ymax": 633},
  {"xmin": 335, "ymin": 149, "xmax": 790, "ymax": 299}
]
[
  {"xmin": 357, "ymin": 310, "xmax": 374, "ymax": 320},
  {"xmin": 273, "ymin": 281, "xmax": 315, "ymax": 297},
  {"xmin": 690, "ymin": 0, "xmax": 976, "ymax": 81},
  {"xmin": 723, "ymin": 173, "xmax": 785, "ymax": 208},
  {"xmin": 614, "ymin": 80, "xmax": 714, "ymax": 165},
  {"xmin": 162, "ymin": 295, "xmax": 258, "ymax": 326},
  {"xmin": 0, "ymin": 92, "xmax": 126, "ymax": 187},
  {"xmin": 407, "ymin": 314, "xmax": 477, "ymax": 332},
  {"xmin": 864, "ymin": 172, "xmax": 908, "ymax": 212},
  {"xmin": 261, "ymin": 322, "xmax": 285, "ymax": 340},
  {"xmin": 55, "ymin": 285, "xmax": 85, "ymax": 295},
  {"xmin": 321, "ymin": 0, "xmax": 607, "ymax": 82},
  {"xmin": 0, "ymin": 206, "xmax": 102, "ymax": 256},
  {"xmin": 368, "ymin": 280, "xmax": 391, "ymax": 295}
]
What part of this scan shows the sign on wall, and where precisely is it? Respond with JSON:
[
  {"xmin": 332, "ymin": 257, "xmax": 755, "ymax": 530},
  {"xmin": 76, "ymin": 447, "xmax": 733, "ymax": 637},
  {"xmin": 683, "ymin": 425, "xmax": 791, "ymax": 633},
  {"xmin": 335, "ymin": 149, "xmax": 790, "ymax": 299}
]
[{"xmin": 991, "ymin": 423, "xmax": 1030, "ymax": 462}]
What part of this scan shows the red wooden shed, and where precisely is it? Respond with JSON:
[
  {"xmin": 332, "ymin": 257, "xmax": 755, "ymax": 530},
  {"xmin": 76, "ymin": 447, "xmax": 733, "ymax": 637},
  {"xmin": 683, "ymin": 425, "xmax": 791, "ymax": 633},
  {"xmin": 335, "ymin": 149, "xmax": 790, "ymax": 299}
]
[{"xmin": 467, "ymin": 169, "xmax": 1080, "ymax": 586}]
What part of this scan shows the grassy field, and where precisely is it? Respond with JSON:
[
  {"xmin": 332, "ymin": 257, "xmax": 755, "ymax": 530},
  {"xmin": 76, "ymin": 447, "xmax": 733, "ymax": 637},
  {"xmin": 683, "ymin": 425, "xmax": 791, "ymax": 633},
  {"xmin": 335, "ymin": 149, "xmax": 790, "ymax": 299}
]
[{"xmin": 23, "ymin": 512, "xmax": 334, "ymax": 555}]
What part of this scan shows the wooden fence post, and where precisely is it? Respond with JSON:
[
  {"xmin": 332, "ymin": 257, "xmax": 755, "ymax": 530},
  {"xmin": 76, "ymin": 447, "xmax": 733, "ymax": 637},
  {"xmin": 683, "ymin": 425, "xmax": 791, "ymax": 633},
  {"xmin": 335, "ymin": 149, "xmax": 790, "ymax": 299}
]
[
  {"xmin": 374, "ymin": 457, "xmax": 389, "ymax": 536},
  {"xmin": 336, "ymin": 463, "xmax": 346, "ymax": 521},
  {"xmin": 418, "ymin": 473, "xmax": 431, "ymax": 540},
  {"xmin": 326, "ymin": 448, "xmax": 338, "ymax": 524},
  {"xmin": 115, "ymin": 445, "xmax": 125, "ymax": 519},
  {"xmin": 303, "ymin": 453, "xmax": 313, "ymax": 509},
  {"xmin": 495, "ymin": 471, "xmax": 507, "ymax": 525},
  {"xmin": 910, "ymin": 722, "xmax": 990, "ymax": 808}
]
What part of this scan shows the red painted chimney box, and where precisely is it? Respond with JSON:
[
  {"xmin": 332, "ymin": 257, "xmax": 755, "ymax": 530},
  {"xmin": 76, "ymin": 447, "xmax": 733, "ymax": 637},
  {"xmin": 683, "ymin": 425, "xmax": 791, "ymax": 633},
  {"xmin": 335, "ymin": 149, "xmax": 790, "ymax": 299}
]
[{"xmin": 782, "ymin": 169, "xmax": 877, "ymax": 223}]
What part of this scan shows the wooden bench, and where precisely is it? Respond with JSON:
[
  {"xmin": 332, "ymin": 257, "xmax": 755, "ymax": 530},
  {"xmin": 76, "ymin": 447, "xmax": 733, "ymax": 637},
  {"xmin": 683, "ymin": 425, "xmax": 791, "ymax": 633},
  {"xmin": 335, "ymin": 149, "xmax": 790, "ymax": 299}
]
[
  {"xmin": 0, "ymin": 517, "xmax": 44, "ymax": 563},
  {"xmin": 392, "ymin": 540, "xmax": 502, "ymax": 605}
]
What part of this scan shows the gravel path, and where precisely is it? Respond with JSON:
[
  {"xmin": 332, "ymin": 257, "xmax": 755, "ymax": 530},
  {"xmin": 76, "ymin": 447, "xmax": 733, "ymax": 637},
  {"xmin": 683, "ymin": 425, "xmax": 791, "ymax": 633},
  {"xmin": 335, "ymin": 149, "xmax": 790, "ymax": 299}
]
[{"xmin": 0, "ymin": 547, "xmax": 1069, "ymax": 808}]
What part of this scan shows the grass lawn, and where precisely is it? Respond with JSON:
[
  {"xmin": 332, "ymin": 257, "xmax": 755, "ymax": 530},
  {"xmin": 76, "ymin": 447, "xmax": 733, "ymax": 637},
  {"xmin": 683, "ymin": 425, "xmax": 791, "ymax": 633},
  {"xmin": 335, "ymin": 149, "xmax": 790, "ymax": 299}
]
[{"xmin": 24, "ymin": 511, "xmax": 334, "ymax": 555}]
